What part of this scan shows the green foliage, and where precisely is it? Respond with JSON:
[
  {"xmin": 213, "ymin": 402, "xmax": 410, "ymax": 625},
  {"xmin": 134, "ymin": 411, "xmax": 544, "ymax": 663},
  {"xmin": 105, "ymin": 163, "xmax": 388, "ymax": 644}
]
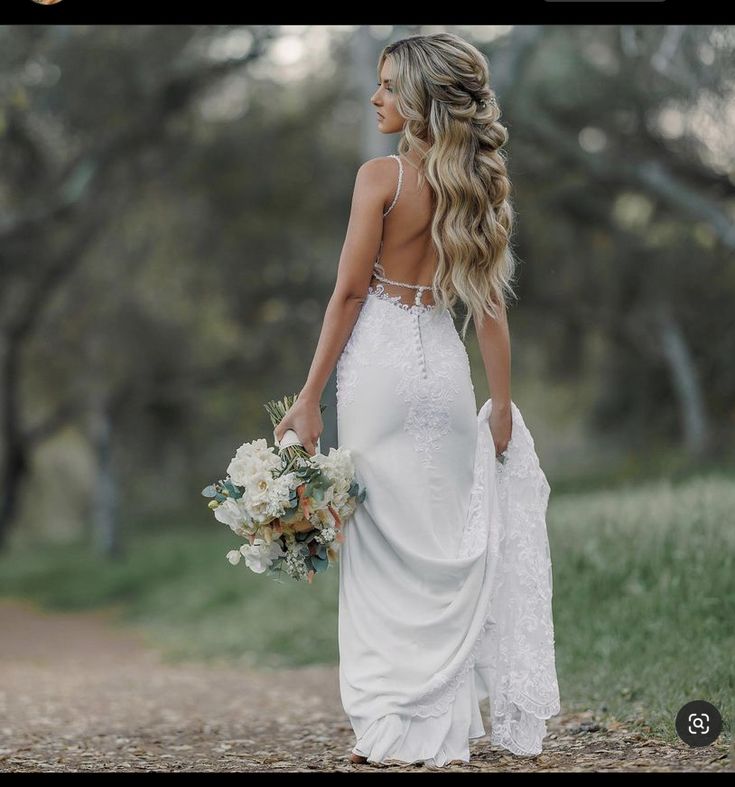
[
  {"xmin": 547, "ymin": 471, "xmax": 735, "ymax": 746},
  {"xmin": 0, "ymin": 524, "xmax": 339, "ymax": 669}
]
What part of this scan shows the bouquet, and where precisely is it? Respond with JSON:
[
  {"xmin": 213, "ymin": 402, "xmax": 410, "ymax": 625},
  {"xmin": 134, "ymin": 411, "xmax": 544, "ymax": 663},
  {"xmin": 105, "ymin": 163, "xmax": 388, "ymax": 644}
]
[{"xmin": 202, "ymin": 394, "xmax": 367, "ymax": 584}]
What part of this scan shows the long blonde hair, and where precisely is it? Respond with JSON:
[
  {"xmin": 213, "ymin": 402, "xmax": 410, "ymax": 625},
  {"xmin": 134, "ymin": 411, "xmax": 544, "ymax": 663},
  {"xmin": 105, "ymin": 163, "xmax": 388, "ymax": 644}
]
[{"xmin": 377, "ymin": 32, "xmax": 518, "ymax": 340}]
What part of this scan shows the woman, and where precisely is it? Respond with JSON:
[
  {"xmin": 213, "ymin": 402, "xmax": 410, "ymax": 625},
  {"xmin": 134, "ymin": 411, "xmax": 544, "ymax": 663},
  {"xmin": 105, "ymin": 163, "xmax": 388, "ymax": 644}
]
[{"xmin": 274, "ymin": 32, "xmax": 560, "ymax": 767}]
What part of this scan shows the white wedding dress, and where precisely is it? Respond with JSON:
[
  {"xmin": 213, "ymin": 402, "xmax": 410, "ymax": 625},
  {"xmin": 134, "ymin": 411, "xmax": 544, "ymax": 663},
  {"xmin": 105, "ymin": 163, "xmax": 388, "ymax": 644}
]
[{"xmin": 335, "ymin": 154, "xmax": 560, "ymax": 767}]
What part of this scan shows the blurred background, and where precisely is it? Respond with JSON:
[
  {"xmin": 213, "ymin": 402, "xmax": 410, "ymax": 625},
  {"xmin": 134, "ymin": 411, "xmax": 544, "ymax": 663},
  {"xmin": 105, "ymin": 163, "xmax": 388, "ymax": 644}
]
[{"xmin": 0, "ymin": 25, "xmax": 733, "ymax": 748}]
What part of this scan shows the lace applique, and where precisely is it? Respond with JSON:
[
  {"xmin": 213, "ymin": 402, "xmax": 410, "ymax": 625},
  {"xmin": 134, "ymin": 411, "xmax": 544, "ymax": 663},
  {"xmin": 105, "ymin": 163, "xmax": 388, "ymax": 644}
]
[
  {"xmin": 367, "ymin": 283, "xmax": 436, "ymax": 315},
  {"xmin": 410, "ymin": 400, "xmax": 560, "ymax": 757},
  {"xmin": 336, "ymin": 293, "xmax": 468, "ymax": 472},
  {"xmin": 335, "ymin": 356, "xmax": 358, "ymax": 407},
  {"xmin": 399, "ymin": 356, "xmax": 462, "ymax": 471}
]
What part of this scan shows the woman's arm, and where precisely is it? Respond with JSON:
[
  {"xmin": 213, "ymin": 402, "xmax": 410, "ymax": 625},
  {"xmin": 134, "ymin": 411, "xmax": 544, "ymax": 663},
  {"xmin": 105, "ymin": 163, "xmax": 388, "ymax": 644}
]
[
  {"xmin": 475, "ymin": 301, "xmax": 513, "ymax": 454},
  {"xmin": 299, "ymin": 158, "xmax": 388, "ymax": 401},
  {"xmin": 475, "ymin": 301, "xmax": 511, "ymax": 406},
  {"xmin": 273, "ymin": 158, "xmax": 389, "ymax": 454}
]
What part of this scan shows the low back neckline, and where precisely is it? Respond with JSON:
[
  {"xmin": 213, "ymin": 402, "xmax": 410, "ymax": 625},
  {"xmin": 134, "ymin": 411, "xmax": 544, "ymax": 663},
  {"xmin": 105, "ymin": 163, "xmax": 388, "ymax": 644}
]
[{"xmin": 372, "ymin": 154, "xmax": 435, "ymax": 308}]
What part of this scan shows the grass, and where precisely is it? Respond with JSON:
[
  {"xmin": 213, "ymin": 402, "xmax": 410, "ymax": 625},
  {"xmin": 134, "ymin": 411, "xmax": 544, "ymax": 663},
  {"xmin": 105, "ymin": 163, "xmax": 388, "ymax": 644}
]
[
  {"xmin": 549, "ymin": 471, "xmax": 734, "ymax": 748},
  {"xmin": 1, "ymin": 470, "xmax": 733, "ymax": 751},
  {"xmin": 0, "ymin": 521, "xmax": 341, "ymax": 671}
]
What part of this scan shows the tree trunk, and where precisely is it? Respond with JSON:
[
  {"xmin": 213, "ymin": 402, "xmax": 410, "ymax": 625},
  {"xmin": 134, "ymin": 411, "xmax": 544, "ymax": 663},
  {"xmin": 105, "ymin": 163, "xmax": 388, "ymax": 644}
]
[
  {"xmin": 88, "ymin": 396, "xmax": 123, "ymax": 559},
  {"xmin": 0, "ymin": 337, "xmax": 29, "ymax": 552},
  {"xmin": 653, "ymin": 301, "xmax": 711, "ymax": 457}
]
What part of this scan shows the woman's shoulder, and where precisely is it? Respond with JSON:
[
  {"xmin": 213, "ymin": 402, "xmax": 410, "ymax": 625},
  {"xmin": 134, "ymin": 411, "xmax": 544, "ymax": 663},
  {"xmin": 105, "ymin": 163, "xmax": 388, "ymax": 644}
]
[
  {"xmin": 358, "ymin": 155, "xmax": 400, "ymax": 174},
  {"xmin": 354, "ymin": 157, "xmax": 402, "ymax": 210}
]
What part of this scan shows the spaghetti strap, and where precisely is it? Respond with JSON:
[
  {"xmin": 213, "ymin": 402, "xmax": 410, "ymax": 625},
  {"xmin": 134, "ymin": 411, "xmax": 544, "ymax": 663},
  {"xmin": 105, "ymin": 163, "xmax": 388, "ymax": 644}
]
[
  {"xmin": 383, "ymin": 154, "xmax": 403, "ymax": 218},
  {"xmin": 372, "ymin": 153, "xmax": 434, "ymax": 306}
]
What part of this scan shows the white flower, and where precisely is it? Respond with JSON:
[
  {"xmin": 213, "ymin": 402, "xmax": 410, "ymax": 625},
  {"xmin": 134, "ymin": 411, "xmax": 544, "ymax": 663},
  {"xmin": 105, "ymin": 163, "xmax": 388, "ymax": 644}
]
[
  {"xmin": 244, "ymin": 468, "xmax": 275, "ymax": 502},
  {"xmin": 242, "ymin": 470, "xmax": 296, "ymax": 522},
  {"xmin": 213, "ymin": 497, "xmax": 251, "ymax": 533},
  {"xmin": 239, "ymin": 538, "xmax": 285, "ymax": 573},
  {"xmin": 227, "ymin": 438, "xmax": 281, "ymax": 486},
  {"xmin": 308, "ymin": 447, "xmax": 358, "ymax": 516},
  {"xmin": 312, "ymin": 447, "xmax": 355, "ymax": 489},
  {"xmin": 226, "ymin": 549, "xmax": 242, "ymax": 565},
  {"xmin": 267, "ymin": 472, "xmax": 299, "ymax": 516},
  {"xmin": 315, "ymin": 525, "xmax": 337, "ymax": 544}
]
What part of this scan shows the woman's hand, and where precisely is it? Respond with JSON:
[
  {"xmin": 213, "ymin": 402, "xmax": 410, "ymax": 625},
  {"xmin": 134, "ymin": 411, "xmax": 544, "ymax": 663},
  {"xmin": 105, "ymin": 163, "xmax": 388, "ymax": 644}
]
[
  {"xmin": 273, "ymin": 393, "xmax": 324, "ymax": 457},
  {"xmin": 489, "ymin": 401, "xmax": 512, "ymax": 460}
]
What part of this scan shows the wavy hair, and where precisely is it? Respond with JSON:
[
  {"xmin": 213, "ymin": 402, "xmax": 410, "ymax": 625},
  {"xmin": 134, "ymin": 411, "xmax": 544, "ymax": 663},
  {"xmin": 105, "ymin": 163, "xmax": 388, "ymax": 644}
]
[{"xmin": 377, "ymin": 32, "xmax": 518, "ymax": 340}]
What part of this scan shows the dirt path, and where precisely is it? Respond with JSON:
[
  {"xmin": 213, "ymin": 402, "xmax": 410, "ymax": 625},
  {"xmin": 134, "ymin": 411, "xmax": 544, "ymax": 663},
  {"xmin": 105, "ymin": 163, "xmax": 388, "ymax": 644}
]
[{"xmin": 0, "ymin": 597, "xmax": 731, "ymax": 772}]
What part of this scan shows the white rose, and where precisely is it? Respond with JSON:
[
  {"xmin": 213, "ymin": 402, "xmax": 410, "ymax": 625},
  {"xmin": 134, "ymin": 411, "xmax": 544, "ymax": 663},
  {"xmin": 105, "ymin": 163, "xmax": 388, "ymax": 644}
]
[{"xmin": 227, "ymin": 439, "xmax": 281, "ymax": 485}]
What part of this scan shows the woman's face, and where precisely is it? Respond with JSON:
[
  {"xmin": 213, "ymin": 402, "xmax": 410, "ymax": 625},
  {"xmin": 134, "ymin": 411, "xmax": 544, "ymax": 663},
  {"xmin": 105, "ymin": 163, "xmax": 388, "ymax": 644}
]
[{"xmin": 371, "ymin": 58, "xmax": 405, "ymax": 134}]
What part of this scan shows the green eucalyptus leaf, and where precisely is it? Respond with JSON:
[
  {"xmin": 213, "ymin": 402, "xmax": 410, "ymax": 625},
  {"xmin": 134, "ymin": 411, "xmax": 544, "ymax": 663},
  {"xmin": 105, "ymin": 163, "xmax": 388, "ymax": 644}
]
[{"xmin": 223, "ymin": 480, "xmax": 244, "ymax": 498}]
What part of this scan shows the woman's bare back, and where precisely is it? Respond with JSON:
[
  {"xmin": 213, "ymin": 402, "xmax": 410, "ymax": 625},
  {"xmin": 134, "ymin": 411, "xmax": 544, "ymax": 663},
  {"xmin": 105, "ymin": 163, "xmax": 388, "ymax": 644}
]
[{"xmin": 369, "ymin": 154, "xmax": 438, "ymax": 308}]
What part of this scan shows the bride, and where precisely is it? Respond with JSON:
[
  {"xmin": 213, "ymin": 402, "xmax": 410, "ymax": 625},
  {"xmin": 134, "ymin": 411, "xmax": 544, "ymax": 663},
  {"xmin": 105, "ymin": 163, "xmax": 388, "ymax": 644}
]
[{"xmin": 274, "ymin": 31, "xmax": 560, "ymax": 767}]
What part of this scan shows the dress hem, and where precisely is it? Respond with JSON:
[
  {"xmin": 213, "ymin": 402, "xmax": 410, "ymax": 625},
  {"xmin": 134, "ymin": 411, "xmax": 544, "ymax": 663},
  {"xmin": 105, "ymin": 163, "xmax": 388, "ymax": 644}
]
[{"xmin": 341, "ymin": 396, "xmax": 561, "ymax": 767}]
